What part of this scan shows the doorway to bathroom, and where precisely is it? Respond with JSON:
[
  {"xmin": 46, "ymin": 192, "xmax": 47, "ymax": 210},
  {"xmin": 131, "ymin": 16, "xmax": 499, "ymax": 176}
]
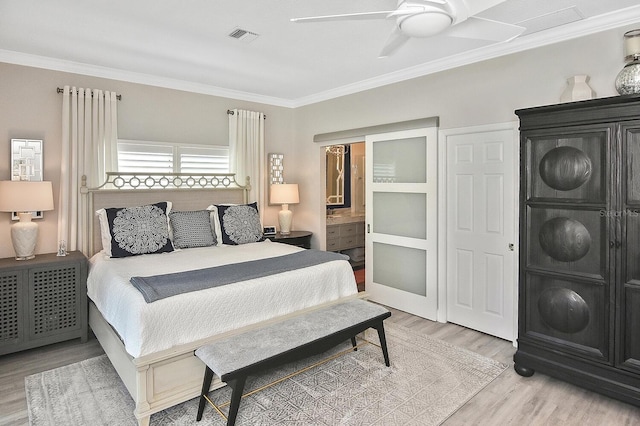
[{"xmin": 325, "ymin": 142, "xmax": 366, "ymax": 291}]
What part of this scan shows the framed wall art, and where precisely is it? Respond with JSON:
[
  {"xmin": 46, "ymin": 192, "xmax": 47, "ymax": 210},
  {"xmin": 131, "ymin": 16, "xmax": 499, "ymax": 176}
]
[{"xmin": 10, "ymin": 138, "xmax": 44, "ymax": 219}]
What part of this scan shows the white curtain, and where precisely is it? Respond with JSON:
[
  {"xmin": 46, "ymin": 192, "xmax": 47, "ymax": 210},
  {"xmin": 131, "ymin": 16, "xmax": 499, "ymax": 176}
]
[
  {"xmin": 228, "ymin": 109, "xmax": 265, "ymax": 215},
  {"xmin": 59, "ymin": 86, "xmax": 118, "ymax": 255}
]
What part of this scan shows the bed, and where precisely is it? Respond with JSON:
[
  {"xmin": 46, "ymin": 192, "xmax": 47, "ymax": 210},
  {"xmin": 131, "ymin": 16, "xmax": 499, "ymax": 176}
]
[{"xmin": 82, "ymin": 173, "xmax": 361, "ymax": 425}]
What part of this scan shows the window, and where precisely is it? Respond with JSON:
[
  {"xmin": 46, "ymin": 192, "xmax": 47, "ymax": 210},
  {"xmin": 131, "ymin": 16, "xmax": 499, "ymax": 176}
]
[{"xmin": 117, "ymin": 140, "xmax": 229, "ymax": 174}]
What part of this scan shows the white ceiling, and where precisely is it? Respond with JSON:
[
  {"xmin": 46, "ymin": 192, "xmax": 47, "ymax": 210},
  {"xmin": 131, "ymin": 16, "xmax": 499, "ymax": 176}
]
[{"xmin": 1, "ymin": 0, "xmax": 639, "ymax": 107}]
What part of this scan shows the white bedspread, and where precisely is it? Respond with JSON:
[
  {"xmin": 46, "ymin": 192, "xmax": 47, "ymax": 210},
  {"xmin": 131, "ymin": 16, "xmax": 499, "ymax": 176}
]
[{"xmin": 87, "ymin": 240, "xmax": 358, "ymax": 358}]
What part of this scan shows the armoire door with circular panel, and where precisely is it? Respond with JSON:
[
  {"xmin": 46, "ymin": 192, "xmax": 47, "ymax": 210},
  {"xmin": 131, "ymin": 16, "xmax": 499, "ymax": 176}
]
[
  {"xmin": 619, "ymin": 122, "xmax": 640, "ymax": 374},
  {"xmin": 521, "ymin": 124, "xmax": 614, "ymax": 363}
]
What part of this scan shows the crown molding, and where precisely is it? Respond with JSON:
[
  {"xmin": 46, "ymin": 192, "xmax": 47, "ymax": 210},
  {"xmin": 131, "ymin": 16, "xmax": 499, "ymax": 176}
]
[
  {"xmin": 290, "ymin": 5, "xmax": 640, "ymax": 107},
  {"xmin": 0, "ymin": 49, "xmax": 297, "ymax": 108},
  {"xmin": 1, "ymin": 5, "xmax": 639, "ymax": 109}
]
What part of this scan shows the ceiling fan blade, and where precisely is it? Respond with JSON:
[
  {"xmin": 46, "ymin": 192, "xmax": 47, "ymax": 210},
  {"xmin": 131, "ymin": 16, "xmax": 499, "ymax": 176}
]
[
  {"xmin": 444, "ymin": 16, "xmax": 525, "ymax": 42},
  {"xmin": 378, "ymin": 28, "xmax": 411, "ymax": 58},
  {"xmin": 291, "ymin": 11, "xmax": 397, "ymax": 23},
  {"xmin": 448, "ymin": 0, "xmax": 506, "ymax": 17}
]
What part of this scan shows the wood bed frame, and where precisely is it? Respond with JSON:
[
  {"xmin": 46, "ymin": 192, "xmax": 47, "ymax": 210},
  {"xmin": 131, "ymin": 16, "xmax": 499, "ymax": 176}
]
[{"xmin": 82, "ymin": 173, "xmax": 364, "ymax": 425}]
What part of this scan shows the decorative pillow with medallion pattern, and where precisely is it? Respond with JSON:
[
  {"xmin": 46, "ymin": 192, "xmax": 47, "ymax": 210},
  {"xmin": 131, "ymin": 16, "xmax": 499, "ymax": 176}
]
[
  {"xmin": 101, "ymin": 202, "xmax": 174, "ymax": 257},
  {"xmin": 215, "ymin": 202, "xmax": 263, "ymax": 245}
]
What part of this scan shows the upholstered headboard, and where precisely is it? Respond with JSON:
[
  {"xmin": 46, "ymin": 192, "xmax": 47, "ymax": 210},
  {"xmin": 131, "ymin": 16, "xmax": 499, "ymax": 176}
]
[{"xmin": 83, "ymin": 173, "xmax": 250, "ymax": 256}]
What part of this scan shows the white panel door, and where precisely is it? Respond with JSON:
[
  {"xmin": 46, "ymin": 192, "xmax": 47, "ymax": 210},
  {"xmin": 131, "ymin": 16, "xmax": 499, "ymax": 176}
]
[
  {"xmin": 444, "ymin": 125, "xmax": 517, "ymax": 340},
  {"xmin": 365, "ymin": 127, "xmax": 438, "ymax": 320}
]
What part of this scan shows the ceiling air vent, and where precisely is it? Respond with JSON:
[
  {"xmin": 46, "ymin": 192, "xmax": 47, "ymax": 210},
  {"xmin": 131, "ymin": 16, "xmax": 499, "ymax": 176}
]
[
  {"xmin": 515, "ymin": 6, "xmax": 584, "ymax": 37},
  {"xmin": 228, "ymin": 27, "xmax": 259, "ymax": 43}
]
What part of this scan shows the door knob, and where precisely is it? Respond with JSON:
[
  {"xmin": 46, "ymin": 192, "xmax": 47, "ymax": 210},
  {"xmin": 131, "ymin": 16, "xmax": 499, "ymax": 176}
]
[{"xmin": 508, "ymin": 243, "xmax": 515, "ymax": 251}]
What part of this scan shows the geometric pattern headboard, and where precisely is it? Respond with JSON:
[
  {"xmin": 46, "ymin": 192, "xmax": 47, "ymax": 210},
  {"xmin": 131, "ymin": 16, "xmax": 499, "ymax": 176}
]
[{"xmin": 85, "ymin": 173, "xmax": 250, "ymax": 256}]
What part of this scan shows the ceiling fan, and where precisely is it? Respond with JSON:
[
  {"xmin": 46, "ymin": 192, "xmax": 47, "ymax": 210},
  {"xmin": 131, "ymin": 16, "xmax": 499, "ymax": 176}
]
[{"xmin": 291, "ymin": 0, "xmax": 525, "ymax": 58}]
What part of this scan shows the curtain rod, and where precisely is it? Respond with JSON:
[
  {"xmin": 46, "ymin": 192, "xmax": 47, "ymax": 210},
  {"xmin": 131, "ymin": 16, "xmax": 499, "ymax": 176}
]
[
  {"xmin": 227, "ymin": 109, "xmax": 266, "ymax": 119},
  {"xmin": 57, "ymin": 87, "xmax": 122, "ymax": 101}
]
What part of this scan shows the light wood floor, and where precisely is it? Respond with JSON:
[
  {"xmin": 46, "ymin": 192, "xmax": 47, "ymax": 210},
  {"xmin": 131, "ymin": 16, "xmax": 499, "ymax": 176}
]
[{"xmin": 1, "ymin": 307, "xmax": 639, "ymax": 425}]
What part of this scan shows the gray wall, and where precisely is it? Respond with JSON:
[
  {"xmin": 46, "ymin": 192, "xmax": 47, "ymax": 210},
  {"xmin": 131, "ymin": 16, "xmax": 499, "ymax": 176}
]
[
  {"xmin": 0, "ymin": 63, "xmax": 294, "ymax": 258},
  {"xmin": 0, "ymin": 24, "xmax": 637, "ymax": 258},
  {"xmin": 290, "ymin": 25, "xmax": 634, "ymax": 248}
]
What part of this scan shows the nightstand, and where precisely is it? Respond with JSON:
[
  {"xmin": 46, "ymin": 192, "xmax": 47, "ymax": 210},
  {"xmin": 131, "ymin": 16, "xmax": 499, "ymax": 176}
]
[
  {"xmin": 0, "ymin": 251, "xmax": 88, "ymax": 356},
  {"xmin": 270, "ymin": 231, "xmax": 313, "ymax": 249}
]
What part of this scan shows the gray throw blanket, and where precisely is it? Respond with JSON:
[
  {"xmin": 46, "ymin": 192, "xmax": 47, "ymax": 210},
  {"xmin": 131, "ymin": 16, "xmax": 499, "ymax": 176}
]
[{"xmin": 130, "ymin": 249, "xmax": 349, "ymax": 303}]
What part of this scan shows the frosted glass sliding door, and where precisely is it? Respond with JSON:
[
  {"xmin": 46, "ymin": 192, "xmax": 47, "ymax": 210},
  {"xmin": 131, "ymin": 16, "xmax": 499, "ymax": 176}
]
[{"xmin": 366, "ymin": 127, "xmax": 438, "ymax": 320}]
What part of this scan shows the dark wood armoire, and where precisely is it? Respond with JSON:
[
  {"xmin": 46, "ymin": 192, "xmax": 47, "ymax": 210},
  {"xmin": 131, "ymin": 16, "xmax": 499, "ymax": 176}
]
[{"xmin": 514, "ymin": 94, "xmax": 640, "ymax": 406}]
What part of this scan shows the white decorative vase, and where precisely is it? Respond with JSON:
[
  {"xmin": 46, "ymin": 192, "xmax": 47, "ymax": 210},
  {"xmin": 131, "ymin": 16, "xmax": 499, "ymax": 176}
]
[
  {"xmin": 615, "ymin": 60, "xmax": 640, "ymax": 95},
  {"xmin": 560, "ymin": 75, "xmax": 596, "ymax": 103}
]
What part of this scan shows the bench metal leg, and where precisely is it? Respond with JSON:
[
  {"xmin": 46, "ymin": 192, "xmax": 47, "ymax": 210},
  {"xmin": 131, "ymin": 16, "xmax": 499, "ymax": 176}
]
[
  {"xmin": 350, "ymin": 336, "xmax": 357, "ymax": 351},
  {"xmin": 226, "ymin": 376, "xmax": 247, "ymax": 426},
  {"xmin": 374, "ymin": 322, "xmax": 391, "ymax": 367},
  {"xmin": 197, "ymin": 367, "xmax": 215, "ymax": 421}
]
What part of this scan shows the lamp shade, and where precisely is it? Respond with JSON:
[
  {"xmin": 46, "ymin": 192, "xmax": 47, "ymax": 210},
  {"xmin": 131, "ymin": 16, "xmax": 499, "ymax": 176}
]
[
  {"xmin": 270, "ymin": 183, "xmax": 299, "ymax": 205},
  {"xmin": 624, "ymin": 29, "xmax": 640, "ymax": 62},
  {"xmin": 0, "ymin": 181, "xmax": 54, "ymax": 212}
]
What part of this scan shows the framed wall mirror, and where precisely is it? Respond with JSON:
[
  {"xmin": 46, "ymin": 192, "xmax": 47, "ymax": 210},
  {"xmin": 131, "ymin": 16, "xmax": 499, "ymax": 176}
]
[
  {"xmin": 268, "ymin": 153, "xmax": 284, "ymax": 206},
  {"xmin": 326, "ymin": 144, "xmax": 351, "ymax": 208},
  {"xmin": 11, "ymin": 138, "xmax": 44, "ymax": 219},
  {"xmin": 12, "ymin": 139, "xmax": 43, "ymax": 182}
]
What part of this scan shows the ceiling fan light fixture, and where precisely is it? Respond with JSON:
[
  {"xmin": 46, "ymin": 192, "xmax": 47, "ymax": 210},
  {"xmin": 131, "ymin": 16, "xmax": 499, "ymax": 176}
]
[{"xmin": 398, "ymin": 11, "xmax": 453, "ymax": 37}]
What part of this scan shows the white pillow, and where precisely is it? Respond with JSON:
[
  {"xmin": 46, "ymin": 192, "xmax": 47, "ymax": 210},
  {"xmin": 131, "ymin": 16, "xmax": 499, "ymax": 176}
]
[
  {"xmin": 95, "ymin": 208, "xmax": 112, "ymax": 256},
  {"xmin": 206, "ymin": 205, "xmax": 222, "ymax": 246}
]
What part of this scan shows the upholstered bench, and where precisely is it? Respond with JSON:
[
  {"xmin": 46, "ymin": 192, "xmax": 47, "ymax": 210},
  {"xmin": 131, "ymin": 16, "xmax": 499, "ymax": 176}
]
[{"xmin": 194, "ymin": 298, "xmax": 391, "ymax": 426}]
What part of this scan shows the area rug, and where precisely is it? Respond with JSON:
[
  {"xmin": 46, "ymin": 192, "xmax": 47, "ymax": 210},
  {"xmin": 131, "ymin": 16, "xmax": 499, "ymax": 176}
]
[{"xmin": 26, "ymin": 323, "xmax": 507, "ymax": 425}]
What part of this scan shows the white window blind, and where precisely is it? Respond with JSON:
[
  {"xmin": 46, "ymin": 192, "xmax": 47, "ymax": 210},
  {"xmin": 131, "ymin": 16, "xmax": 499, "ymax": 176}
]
[
  {"xmin": 117, "ymin": 140, "xmax": 229, "ymax": 174},
  {"xmin": 179, "ymin": 146, "xmax": 229, "ymax": 174},
  {"xmin": 118, "ymin": 142, "xmax": 173, "ymax": 173}
]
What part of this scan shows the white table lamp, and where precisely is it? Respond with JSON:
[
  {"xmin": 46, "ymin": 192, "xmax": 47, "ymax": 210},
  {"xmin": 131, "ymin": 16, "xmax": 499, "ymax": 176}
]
[
  {"xmin": 270, "ymin": 183, "xmax": 299, "ymax": 235},
  {"xmin": 0, "ymin": 181, "xmax": 54, "ymax": 260}
]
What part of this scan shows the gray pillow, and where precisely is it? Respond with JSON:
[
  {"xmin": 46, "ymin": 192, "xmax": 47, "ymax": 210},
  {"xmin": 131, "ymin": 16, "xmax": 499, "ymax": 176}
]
[{"xmin": 169, "ymin": 210, "xmax": 216, "ymax": 249}]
